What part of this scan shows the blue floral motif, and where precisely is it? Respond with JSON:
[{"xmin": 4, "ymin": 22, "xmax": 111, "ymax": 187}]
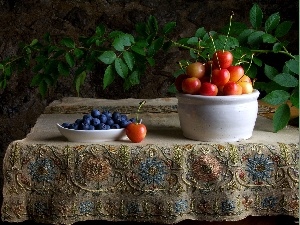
[
  {"xmin": 127, "ymin": 202, "xmax": 140, "ymax": 214},
  {"xmin": 79, "ymin": 201, "xmax": 94, "ymax": 214},
  {"xmin": 28, "ymin": 158, "xmax": 56, "ymax": 183},
  {"xmin": 221, "ymin": 200, "xmax": 235, "ymax": 213},
  {"xmin": 138, "ymin": 157, "xmax": 167, "ymax": 186},
  {"xmin": 262, "ymin": 196, "xmax": 277, "ymax": 209},
  {"xmin": 174, "ymin": 199, "xmax": 188, "ymax": 214},
  {"xmin": 246, "ymin": 154, "xmax": 274, "ymax": 183}
]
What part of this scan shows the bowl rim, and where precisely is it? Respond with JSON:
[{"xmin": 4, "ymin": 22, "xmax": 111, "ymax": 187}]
[
  {"xmin": 56, "ymin": 123, "xmax": 125, "ymax": 133},
  {"xmin": 176, "ymin": 89, "xmax": 260, "ymax": 101}
]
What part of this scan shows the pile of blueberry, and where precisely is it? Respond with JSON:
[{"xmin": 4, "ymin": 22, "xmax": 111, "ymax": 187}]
[{"xmin": 61, "ymin": 109, "xmax": 135, "ymax": 130}]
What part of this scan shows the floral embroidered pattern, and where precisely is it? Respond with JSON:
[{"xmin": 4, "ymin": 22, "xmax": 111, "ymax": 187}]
[
  {"xmin": 246, "ymin": 154, "xmax": 274, "ymax": 184},
  {"xmin": 1, "ymin": 142, "xmax": 299, "ymax": 224},
  {"xmin": 191, "ymin": 154, "xmax": 222, "ymax": 182},
  {"xmin": 81, "ymin": 156, "xmax": 111, "ymax": 181},
  {"xmin": 138, "ymin": 157, "xmax": 167, "ymax": 186},
  {"xmin": 28, "ymin": 158, "xmax": 56, "ymax": 183}
]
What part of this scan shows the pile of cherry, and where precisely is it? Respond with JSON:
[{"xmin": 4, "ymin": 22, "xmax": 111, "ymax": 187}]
[{"xmin": 175, "ymin": 50, "xmax": 254, "ymax": 96}]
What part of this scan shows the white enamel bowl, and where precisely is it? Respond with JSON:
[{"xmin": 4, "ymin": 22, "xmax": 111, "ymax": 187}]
[
  {"xmin": 57, "ymin": 124, "xmax": 127, "ymax": 142},
  {"xmin": 176, "ymin": 90, "xmax": 260, "ymax": 142}
]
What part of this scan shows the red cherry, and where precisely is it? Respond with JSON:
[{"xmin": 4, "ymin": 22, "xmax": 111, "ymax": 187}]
[
  {"xmin": 211, "ymin": 68, "xmax": 230, "ymax": 87},
  {"xmin": 186, "ymin": 62, "xmax": 206, "ymax": 79},
  {"xmin": 227, "ymin": 65, "xmax": 245, "ymax": 82},
  {"xmin": 198, "ymin": 82, "xmax": 218, "ymax": 96},
  {"xmin": 223, "ymin": 81, "xmax": 243, "ymax": 95},
  {"xmin": 182, "ymin": 77, "xmax": 201, "ymax": 94},
  {"xmin": 174, "ymin": 74, "xmax": 189, "ymax": 92},
  {"xmin": 212, "ymin": 50, "xmax": 233, "ymax": 69}
]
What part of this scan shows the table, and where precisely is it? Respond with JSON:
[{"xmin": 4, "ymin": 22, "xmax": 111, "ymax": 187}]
[{"xmin": 1, "ymin": 97, "xmax": 299, "ymax": 224}]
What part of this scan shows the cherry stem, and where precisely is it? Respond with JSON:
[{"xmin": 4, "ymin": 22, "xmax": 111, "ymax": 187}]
[
  {"xmin": 244, "ymin": 53, "xmax": 254, "ymax": 75},
  {"xmin": 223, "ymin": 11, "xmax": 234, "ymax": 52},
  {"xmin": 136, "ymin": 100, "xmax": 146, "ymax": 123},
  {"xmin": 209, "ymin": 33, "xmax": 221, "ymax": 70}
]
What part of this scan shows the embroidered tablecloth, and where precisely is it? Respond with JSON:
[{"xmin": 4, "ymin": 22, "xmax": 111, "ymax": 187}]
[{"xmin": 1, "ymin": 98, "xmax": 299, "ymax": 224}]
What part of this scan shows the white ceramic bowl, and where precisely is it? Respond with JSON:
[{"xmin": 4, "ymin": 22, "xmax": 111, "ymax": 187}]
[
  {"xmin": 176, "ymin": 90, "xmax": 260, "ymax": 142},
  {"xmin": 56, "ymin": 124, "xmax": 127, "ymax": 142}
]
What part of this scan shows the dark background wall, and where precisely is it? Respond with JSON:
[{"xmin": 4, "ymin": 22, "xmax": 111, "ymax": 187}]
[{"xmin": 0, "ymin": 0, "xmax": 298, "ymax": 223}]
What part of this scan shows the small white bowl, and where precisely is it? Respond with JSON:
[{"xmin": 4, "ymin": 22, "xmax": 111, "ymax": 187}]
[
  {"xmin": 56, "ymin": 124, "xmax": 127, "ymax": 142},
  {"xmin": 176, "ymin": 90, "xmax": 260, "ymax": 142}
]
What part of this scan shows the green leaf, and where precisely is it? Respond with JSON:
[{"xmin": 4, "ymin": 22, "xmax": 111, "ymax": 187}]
[
  {"xmin": 95, "ymin": 24, "xmax": 105, "ymax": 36},
  {"xmin": 273, "ymin": 73, "xmax": 298, "ymax": 87},
  {"xmin": 163, "ymin": 22, "xmax": 176, "ymax": 35},
  {"xmin": 128, "ymin": 70, "xmax": 140, "ymax": 86},
  {"xmin": 75, "ymin": 71, "xmax": 86, "ymax": 96},
  {"xmin": 264, "ymin": 64, "xmax": 278, "ymax": 80},
  {"xmin": 250, "ymin": 3, "xmax": 263, "ymax": 29},
  {"xmin": 30, "ymin": 73, "xmax": 43, "ymax": 86},
  {"xmin": 272, "ymin": 42, "xmax": 284, "ymax": 52},
  {"xmin": 262, "ymin": 90, "xmax": 290, "ymax": 105},
  {"xmin": 147, "ymin": 15, "xmax": 158, "ymax": 34},
  {"xmin": 275, "ymin": 21, "xmax": 293, "ymax": 38},
  {"xmin": 238, "ymin": 29, "xmax": 254, "ymax": 45},
  {"xmin": 290, "ymin": 88, "xmax": 299, "ymax": 108},
  {"xmin": 123, "ymin": 51, "xmax": 135, "ymax": 70},
  {"xmin": 273, "ymin": 103, "xmax": 290, "ymax": 132},
  {"xmin": 147, "ymin": 57, "xmax": 155, "ymax": 66},
  {"xmin": 114, "ymin": 58, "xmax": 128, "ymax": 78},
  {"xmin": 262, "ymin": 33, "xmax": 277, "ymax": 43},
  {"xmin": 187, "ymin": 37, "xmax": 198, "ymax": 45},
  {"xmin": 4, "ymin": 65, "xmax": 11, "ymax": 76},
  {"xmin": 61, "ymin": 37, "xmax": 75, "ymax": 48},
  {"xmin": 112, "ymin": 37, "xmax": 125, "ymax": 51},
  {"xmin": 65, "ymin": 52, "xmax": 75, "ymax": 67},
  {"xmin": 58, "ymin": 62, "xmax": 70, "ymax": 76},
  {"xmin": 247, "ymin": 31, "xmax": 265, "ymax": 47},
  {"xmin": 30, "ymin": 39, "xmax": 38, "ymax": 46},
  {"xmin": 74, "ymin": 48, "xmax": 84, "ymax": 59},
  {"xmin": 103, "ymin": 65, "xmax": 115, "ymax": 89},
  {"xmin": 131, "ymin": 45, "xmax": 146, "ymax": 56},
  {"xmin": 253, "ymin": 57, "xmax": 262, "ymax": 67},
  {"xmin": 39, "ymin": 80, "xmax": 47, "ymax": 98},
  {"xmin": 148, "ymin": 37, "xmax": 164, "ymax": 56},
  {"xmin": 0, "ymin": 64, "xmax": 3, "ymax": 70},
  {"xmin": 285, "ymin": 59, "xmax": 299, "ymax": 75},
  {"xmin": 265, "ymin": 12, "xmax": 280, "ymax": 33},
  {"xmin": 135, "ymin": 23, "xmax": 149, "ymax": 37},
  {"xmin": 98, "ymin": 51, "xmax": 116, "ymax": 64},
  {"xmin": 195, "ymin": 27, "xmax": 206, "ymax": 38}
]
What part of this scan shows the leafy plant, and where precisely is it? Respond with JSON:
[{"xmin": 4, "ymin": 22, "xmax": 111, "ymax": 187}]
[
  {"xmin": 169, "ymin": 4, "xmax": 298, "ymax": 132},
  {"xmin": 0, "ymin": 3, "xmax": 298, "ymax": 132}
]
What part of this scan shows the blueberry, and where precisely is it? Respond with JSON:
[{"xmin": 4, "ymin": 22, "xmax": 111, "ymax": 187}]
[
  {"xmin": 102, "ymin": 110, "xmax": 112, "ymax": 118},
  {"xmin": 61, "ymin": 122, "xmax": 70, "ymax": 128},
  {"xmin": 78, "ymin": 122, "xmax": 90, "ymax": 130},
  {"xmin": 83, "ymin": 114, "xmax": 93, "ymax": 121},
  {"xmin": 112, "ymin": 111, "xmax": 121, "ymax": 121},
  {"xmin": 113, "ymin": 115, "xmax": 122, "ymax": 124},
  {"xmin": 95, "ymin": 123, "xmax": 107, "ymax": 130},
  {"xmin": 106, "ymin": 118, "xmax": 114, "ymax": 126},
  {"xmin": 119, "ymin": 120, "xmax": 131, "ymax": 128},
  {"xmin": 121, "ymin": 114, "xmax": 128, "ymax": 121},
  {"xmin": 105, "ymin": 124, "xmax": 111, "ymax": 130},
  {"xmin": 98, "ymin": 114, "xmax": 107, "ymax": 123},
  {"xmin": 90, "ymin": 118, "xmax": 100, "ymax": 126},
  {"xmin": 91, "ymin": 109, "xmax": 101, "ymax": 118},
  {"xmin": 75, "ymin": 119, "xmax": 82, "ymax": 124},
  {"xmin": 68, "ymin": 123, "xmax": 78, "ymax": 130},
  {"xmin": 88, "ymin": 125, "xmax": 95, "ymax": 130},
  {"xmin": 111, "ymin": 124, "xmax": 120, "ymax": 129}
]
